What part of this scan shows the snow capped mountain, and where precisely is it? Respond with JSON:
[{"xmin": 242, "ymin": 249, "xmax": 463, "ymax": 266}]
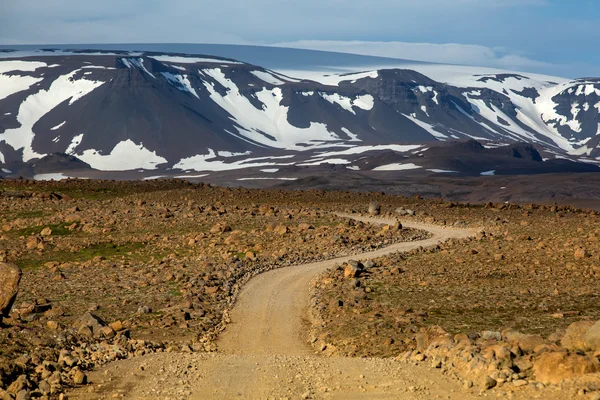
[{"xmin": 0, "ymin": 48, "xmax": 598, "ymax": 176}]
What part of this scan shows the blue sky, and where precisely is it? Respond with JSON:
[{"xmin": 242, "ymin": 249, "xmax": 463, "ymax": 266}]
[{"xmin": 0, "ymin": 0, "xmax": 598, "ymax": 77}]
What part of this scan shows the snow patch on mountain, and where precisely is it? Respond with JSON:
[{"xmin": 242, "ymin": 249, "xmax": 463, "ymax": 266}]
[
  {"xmin": 0, "ymin": 70, "xmax": 104, "ymax": 162},
  {"xmin": 201, "ymin": 68, "xmax": 340, "ymax": 149},
  {"xmin": 320, "ymin": 93, "xmax": 374, "ymax": 114},
  {"xmin": 277, "ymin": 69, "xmax": 379, "ymax": 86},
  {"xmin": 0, "ymin": 74, "xmax": 43, "ymax": 101},
  {"xmin": 81, "ymin": 65, "xmax": 116, "ymax": 70},
  {"xmin": 50, "ymin": 122, "xmax": 66, "ymax": 131},
  {"xmin": 428, "ymin": 169, "xmax": 458, "ymax": 173},
  {"xmin": 313, "ymin": 144, "xmax": 422, "ymax": 159},
  {"xmin": 297, "ymin": 158, "xmax": 351, "ymax": 166},
  {"xmin": 120, "ymin": 58, "xmax": 155, "ymax": 78},
  {"xmin": 538, "ymin": 84, "xmax": 586, "ymax": 140},
  {"xmin": 76, "ymin": 139, "xmax": 167, "ymax": 171},
  {"xmin": 574, "ymin": 84, "xmax": 600, "ymax": 97},
  {"xmin": 402, "ymin": 113, "xmax": 447, "ymax": 139},
  {"xmin": 162, "ymin": 72, "xmax": 199, "ymax": 98},
  {"xmin": 174, "ymin": 148, "xmax": 295, "ymax": 171},
  {"xmin": 250, "ymin": 71, "xmax": 285, "ymax": 86},
  {"xmin": 149, "ymin": 55, "xmax": 243, "ymax": 64},
  {"xmin": 66, "ymin": 134, "xmax": 84, "ymax": 154},
  {"xmin": 341, "ymin": 128, "xmax": 361, "ymax": 142},
  {"xmin": 0, "ymin": 60, "xmax": 48, "ymax": 74},
  {"xmin": 217, "ymin": 150, "xmax": 253, "ymax": 157},
  {"xmin": 34, "ymin": 173, "xmax": 71, "ymax": 181},
  {"xmin": 373, "ymin": 162, "xmax": 422, "ymax": 171}
]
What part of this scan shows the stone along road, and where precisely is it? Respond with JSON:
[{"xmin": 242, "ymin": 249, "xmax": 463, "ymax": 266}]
[{"xmin": 70, "ymin": 216, "xmax": 510, "ymax": 399}]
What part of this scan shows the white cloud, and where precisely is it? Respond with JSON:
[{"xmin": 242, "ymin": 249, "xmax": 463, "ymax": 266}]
[{"xmin": 270, "ymin": 40, "xmax": 551, "ymax": 71}]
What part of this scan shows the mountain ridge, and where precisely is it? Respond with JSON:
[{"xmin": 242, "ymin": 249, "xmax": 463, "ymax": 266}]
[{"xmin": 0, "ymin": 48, "xmax": 598, "ymax": 178}]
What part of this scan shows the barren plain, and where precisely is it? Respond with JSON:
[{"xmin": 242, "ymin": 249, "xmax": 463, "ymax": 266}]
[{"xmin": 0, "ymin": 179, "xmax": 599, "ymax": 399}]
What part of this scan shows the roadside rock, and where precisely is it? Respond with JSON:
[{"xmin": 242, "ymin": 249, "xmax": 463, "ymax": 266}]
[
  {"xmin": 416, "ymin": 326, "xmax": 450, "ymax": 352},
  {"xmin": 0, "ymin": 263, "xmax": 22, "ymax": 324},
  {"xmin": 344, "ymin": 264, "xmax": 360, "ymax": 279},
  {"xmin": 533, "ymin": 352, "xmax": 600, "ymax": 384},
  {"xmin": 514, "ymin": 334, "xmax": 548, "ymax": 354}
]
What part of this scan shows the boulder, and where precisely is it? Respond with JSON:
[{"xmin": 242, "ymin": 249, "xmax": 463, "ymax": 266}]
[
  {"xmin": 481, "ymin": 376, "xmax": 497, "ymax": 390},
  {"xmin": 584, "ymin": 320, "xmax": 600, "ymax": 351},
  {"xmin": 415, "ymin": 326, "xmax": 450, "ymax": 352},
  {"xmin": 0, "ymin": 263, "xmax": 22, "ymax": 324},
  {"xmin": 481, "ymin": 331, "xmax": 502, "ymax": 342},
  {"xmin": 515, "ymin": 334, "xmax": 548, "ymax": 354},
  {"xmin": 344, "ymin": 264, "xmax": 360, "ymax": 279},
  {"xmin": 74, "ymin": 312, "xmax": 106, "ymax": 335},
  {"xmin": 533, "ymin": 352, "xmax": 600, "ymax": 384},
  {"xmin": 561, "ymin": 321, "xmax": 595, "ymax": 351},
  {"xmin": 72, "ymin": 370, "xmax": 87, "ymax": 385}
]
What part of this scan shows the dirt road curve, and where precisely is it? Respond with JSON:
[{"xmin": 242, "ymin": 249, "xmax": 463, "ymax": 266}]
[
  {"xmin": 71, "ymin": 215, "xmax": 495, "ymax": 399},
  {"xmin": 217, "ymin": 214, "xmax": 475, "ymax": 356}
]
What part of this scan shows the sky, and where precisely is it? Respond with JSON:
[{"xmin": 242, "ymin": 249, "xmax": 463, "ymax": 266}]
[{"xmin": 0, "ymin": 0, "xmax": 598, "ymax": 77}]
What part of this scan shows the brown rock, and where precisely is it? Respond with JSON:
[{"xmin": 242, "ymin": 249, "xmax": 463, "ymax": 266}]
[
  {"xmin": 0, "ymin": 263, "xmax": 22, "ymax": 324},
  {"xmin": 110, "ymin": 321, "xmax": 124, "ymax": 332},
  {"xmin": 533, "ymin": 352, "xmax": 600, "ymax": 384},
  {"xmin": 274, "ymin": 225, "xmax": 288, "ymax": 236},
  {"xmin": 40, "ymin": 227, "xmax": 52, "ymax": 236},
  {"xmin": 205, "ymin": 286, "xmax": 219, "ymax": 294},
  {"xmin": 98, "ymin": 326, "xmax": 115, "ymax": 338},
  {"xmin": 416, "ymin": 326, "xmax": 449, "ymax": 352},
  {"xmin": 210, "ymin": 224, "xmax": 231, "ymax": 234},
  {"xmin": 343, "ymin": 264, "xmax": 360, "ymax": 279},
  {"xmin": 584, "ymin": 320, "xmax": 600, "ymax": 351},
  {"xmin": 298, "ymin": 223, "xmax": 314, "ymax": 231},
  {"xmin": 7, "ymin": 375, "xmax": 28, "ymax": 394},
  {"xmin": 575, "ymin": 248, "xmax": 590, "ymax": 260},
  {"xmin": 46, "ymin": 321, "xmax": 59, "ymax": 330},
  {"xmin": 74, "ymin": 312, "xmax": 106, "ymax": 335},
  {"xmin": 515, "ymin": 334, "xmax": 548, "ymax": 354},
  {"xmin": 72, "ymin": 370, "xmax": 87, "ymax": 385},
  {"xmin": 25, "ymin": 237, "xmax": 39, "ymax": 250},
  {"xmin": 561, "ymin": 321, "xmax": 595, "ymax": 351},
  {"xmin": 481, "ymin": 376, "xmax": 497, "ymax": 390}
]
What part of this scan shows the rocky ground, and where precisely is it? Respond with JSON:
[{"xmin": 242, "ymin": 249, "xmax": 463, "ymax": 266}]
[
  {"xmin": 311, "ymin": 202, "xmax": 600, "ymax": 398},
  {"xmin": 2, "ymin": 179, "xmax": 600, "ymax": 398},
  {"xmin": 0, "ymin": 179, "xmax": 427, "ymax": 399}
]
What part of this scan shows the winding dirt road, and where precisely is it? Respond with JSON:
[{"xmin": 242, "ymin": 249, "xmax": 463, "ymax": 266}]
[
  {"xmin": 71, "ymin": 215, "xmax": 493, "ymax": 399},
  {"xmin": 217, "ymin": 215, "xmax": 474, "ymax": 356}
]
